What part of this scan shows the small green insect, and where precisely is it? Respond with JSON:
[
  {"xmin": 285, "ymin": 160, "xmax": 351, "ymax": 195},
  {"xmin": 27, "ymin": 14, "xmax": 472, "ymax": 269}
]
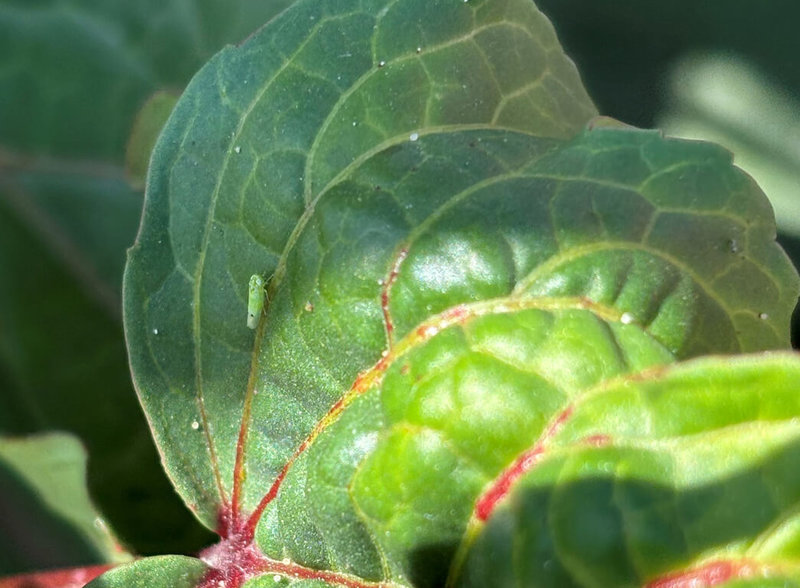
[{"xmin": 247, "ymin": 274, "xmax": 266, "ymax": 329}]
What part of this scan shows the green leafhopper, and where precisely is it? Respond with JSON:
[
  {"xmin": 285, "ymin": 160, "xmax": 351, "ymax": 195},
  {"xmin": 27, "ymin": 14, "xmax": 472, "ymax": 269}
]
[{"xmin": 247, "ymin": 274, "xmax": 266, "ymax": 329}]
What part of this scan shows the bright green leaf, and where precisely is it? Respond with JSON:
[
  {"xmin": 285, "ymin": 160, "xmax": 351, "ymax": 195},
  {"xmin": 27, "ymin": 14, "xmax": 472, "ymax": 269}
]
[{"xmin": 453, "ymin": 354, "xmax": 800, "ymax": 587}]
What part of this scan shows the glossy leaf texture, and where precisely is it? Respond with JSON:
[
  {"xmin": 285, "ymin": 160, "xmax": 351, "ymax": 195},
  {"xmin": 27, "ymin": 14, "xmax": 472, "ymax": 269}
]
[
  {"xmin": 125, "ymin": 0, "xmax": 597, "ymax": 529},
  {"xmin": 455, "ymin": 354, "xmax": 800, "ymax": 588},
  {"xmin": 0, "ymin": 0, "xmax": 294, "ymax": 555},
  {"xmin": 121, "ymin": 0, "xmax": 800, "ymax": 586},
  {"xmin": 0, "ymin": 433, "xmax": 129, "ymax": 575}
]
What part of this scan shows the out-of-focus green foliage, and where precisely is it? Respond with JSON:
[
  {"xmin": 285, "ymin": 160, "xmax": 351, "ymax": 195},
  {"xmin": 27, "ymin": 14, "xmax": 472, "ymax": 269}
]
[{"xmin": 0, "ymin": 0, "xmax": 294, "ymax": 568}]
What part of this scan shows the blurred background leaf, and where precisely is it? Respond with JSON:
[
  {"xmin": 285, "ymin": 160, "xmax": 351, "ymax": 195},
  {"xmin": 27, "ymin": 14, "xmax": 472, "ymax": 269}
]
[
  {"xmin": 0, "ymin": 433, "xmax": 131, "ymax": 574},
  {"xmin": 0, "ymin": 0, "xmax": 294, "ymax": 571}
]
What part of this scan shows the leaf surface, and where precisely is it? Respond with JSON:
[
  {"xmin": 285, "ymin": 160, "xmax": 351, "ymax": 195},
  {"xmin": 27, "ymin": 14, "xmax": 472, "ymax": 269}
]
[
  {"xmin": 125, "ymin": 0, "xmax": 597, "ymax": 529},
  {"xmin": 123, "ymin": 0, "xmax": 800, "ymax": 586}
]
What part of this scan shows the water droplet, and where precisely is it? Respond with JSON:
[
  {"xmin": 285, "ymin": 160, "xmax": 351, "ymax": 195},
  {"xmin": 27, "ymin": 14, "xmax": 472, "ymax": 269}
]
[
  {"xmin": 759, "ymin": 312, "xmax": 769, "ymax": 320},
  {"xmin": 191, "ymin": 421, "xmax": 200, "ymax": 430},
  {"xmin": 234, "ymin": 146, "xmax": 241, "ymax": 154},
  {"xmin": 409, "ymin": 132, "xmax": 419, "ymax": 141},
  {"xmin": 378, "ymin": 60, "xmax": 386, "ymax": 67},
  {"xmin": 620, "ymin": 312, "xmax": 635, "ymax": 325},
  {"xmin": 152, "ymin": 328, "xmax": 159, "ymax": 335}
]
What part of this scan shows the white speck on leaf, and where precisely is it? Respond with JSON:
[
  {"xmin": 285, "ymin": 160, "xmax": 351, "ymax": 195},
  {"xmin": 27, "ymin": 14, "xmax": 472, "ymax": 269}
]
[
  {"xmin": 191, "ymin": 421, "xmax": 200, "ymax": 430},
  {"xmin": 234, "ymin": 146, "xmax": 241, "ymax": 154},
  {"xmin": 620, "ymin": 312, "xmax": 635, "ymax": 325},
  {"xmin": 410, "ymin": 132, "xmax": 419, "ymax": 141},
  {"xmin": 152, "ymin": 328, "xmax": 159, "ymax": 335},
  {"xmin": 759, "ymin": 312, "xmax": 769, "ymax": 320}
]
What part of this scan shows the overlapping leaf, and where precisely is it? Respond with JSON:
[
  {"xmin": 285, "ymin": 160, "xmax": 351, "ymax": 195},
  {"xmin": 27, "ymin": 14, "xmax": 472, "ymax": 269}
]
[
  {"xmin": 120, "ymin": 0, "xmax": 800, "ymax": 586},
  {"xmin": 455, "ymin": 355, "xmax": 800, "ymax": 587}
]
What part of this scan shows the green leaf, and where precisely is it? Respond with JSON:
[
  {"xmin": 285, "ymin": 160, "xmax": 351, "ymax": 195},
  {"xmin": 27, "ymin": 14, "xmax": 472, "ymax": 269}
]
[
  {"xmin": 125, "ymin": 0, "xmax": 598, "ymax": 529},
  {"xmin": 84, "ymin": 556, "xmax": 209, "ymax": 588},
  {"xmin": 0, "ymin": 433, "xmax": 130, "ymax": 574},
  {"xmin": 122, "ymin": 0, "xmax": 799, "ymax": 585},
  {"xmin": 453, "ymin": 353, "xmax": 800, "ymax": 588}
]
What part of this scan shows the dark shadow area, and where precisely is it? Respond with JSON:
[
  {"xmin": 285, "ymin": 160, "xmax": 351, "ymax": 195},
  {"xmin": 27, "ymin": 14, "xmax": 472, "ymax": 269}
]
[
  {"xmin": 408, "ymin": 541, "xmax": 458, "ymax": 588},
  {"xmin": 0, "ymin": 460, "xmax": 100, "ymax": 574}
]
